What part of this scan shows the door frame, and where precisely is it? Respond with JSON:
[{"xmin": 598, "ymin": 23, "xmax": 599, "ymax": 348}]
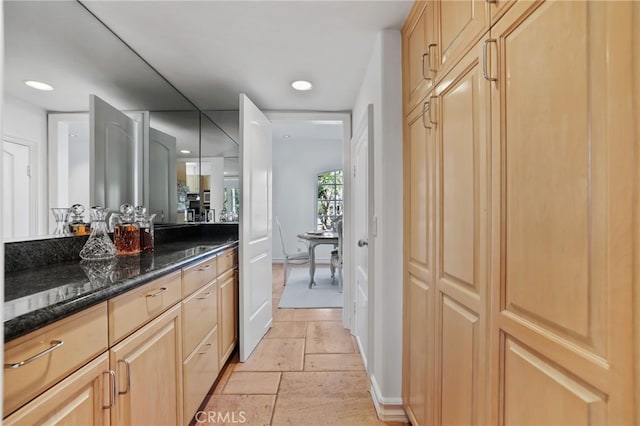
[{"xmin": 265, "ymin": 111, "xmax": 353, "ymax": 328}]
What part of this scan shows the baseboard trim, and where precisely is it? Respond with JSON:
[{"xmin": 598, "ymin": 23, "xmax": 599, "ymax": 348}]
[{"xmin": 370, "ymin": 376, "xmax": 408, "ymax": 423}]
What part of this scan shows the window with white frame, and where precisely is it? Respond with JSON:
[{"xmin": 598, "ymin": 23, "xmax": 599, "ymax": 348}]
[{"xmin": 316, "ymin": 170, "xmax": 343, "ymax": 230}]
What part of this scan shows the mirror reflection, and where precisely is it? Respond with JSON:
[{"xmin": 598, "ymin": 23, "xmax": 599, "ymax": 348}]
[{"xmin": 2, "ymin": 1, "xmax": 239, "ymax": 240}]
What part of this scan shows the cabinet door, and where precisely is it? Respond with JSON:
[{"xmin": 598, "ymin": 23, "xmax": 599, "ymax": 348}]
[
  {"xmin": 489, "ymin": 1, "xmax": 635, "ymax": 424},
  {"xmin": 110, "ymin": 304, "xmax": 183, "ymax": 426},
  {"xmin": 218, "ymin": 268, "xmax": 238, "ymax": 365},
  {"xmin": 432, "ymin": 38, "xmax": 491, "ymax": 426},
  {"xmin": 435, "ymin": 0, "xmax": 489, "ymax": 76},
  {"xmin": 402, "ymin": 1, "xmax": 436, "ymax": 113},
  {"xmin": 4, "ymin": 353, "xmax": 111, "ymax": 426},
  {"xmin": 402, "ymin": 98, "xmax": 436, "ymax": 426}
]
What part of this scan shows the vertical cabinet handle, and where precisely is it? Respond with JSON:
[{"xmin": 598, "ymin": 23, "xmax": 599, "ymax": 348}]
[
  {"xmin": 429, "ymin": 96, "xmax": 438, "ymax": 125},
  {"xmin": 118, "ymin": 359, "xmax": 131, "ymax": 395},
  {"xmin": 483, "ymin": 39, "xmax": 498, "ymax": 82},
  {"xmin": 421, "ymin": 52, "xmax": 431, "ymax": 80},
  {"xmin": 427, "ymin": 43, "xmax": 438, "ymax": 73},
  {"xmin": 422, "ymin": 101, "xmax": 432, "ymax": 129},
  {"xmin": 103, "ymin": 370, "xmax": 116, "ymax": 409}
]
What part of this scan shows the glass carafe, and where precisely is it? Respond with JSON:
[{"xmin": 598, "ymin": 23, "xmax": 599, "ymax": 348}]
[
  {"xmin": 68, "ymin": 204, "xmax": 90, "ymax": 236},
  {"xmin": 114, "ymin": 204, "xmax": 140, "ymax": 256},
  {"xmin": 134, "ymin": 206, "xmax": 156, "ymax": 252},
  {"xmin": 79, "ymin": 207, "xmax": 117, "ymax": 260},
  {"xmin": 51, "ymin": 207, "xmax": 71, "ymax": 235}
]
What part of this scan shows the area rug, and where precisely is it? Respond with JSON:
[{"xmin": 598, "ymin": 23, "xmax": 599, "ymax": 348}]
[{"xmin": 278, "ymin": 266, "xmax": 343, "ymax": 308}]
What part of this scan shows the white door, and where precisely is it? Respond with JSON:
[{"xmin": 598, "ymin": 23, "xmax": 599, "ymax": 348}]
[
  {"xmin": 238, "ymin": 94, "xmax": 273, "ymax": 362},
  {"xmin": 90, "ymin": 95, "xmax": 140, "ymax": 212},
  {"xmin": 352, "ymin": 105, "xmax": 373, "ymax": 368},
  {"xmin": 2, "ymin": 139, "xmax": 33, "ymax": 238},
  {"xmin": 147, "ymin": 127, "xmax": 177, "ymax": 223}
]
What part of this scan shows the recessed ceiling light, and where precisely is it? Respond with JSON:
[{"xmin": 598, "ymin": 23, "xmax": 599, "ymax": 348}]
[
  {"xmin": 180, "ymin": 149, "xmax": 191, "ymax": 154},
  {"xmin": 291, "ymin": 80, "xmax": 313, "ymax": 91},
  {"xmin": 24, "ymin": 80, "xmax": 54, "ymax": 91},
  {"xmin": 283, "ymin": 134, "xmax": 291, "ymax": 139}
]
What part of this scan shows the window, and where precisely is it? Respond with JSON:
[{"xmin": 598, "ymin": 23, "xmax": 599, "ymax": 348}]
[{"xmin": 316, "ymin": 170, "xmax": 343, "ymax": 230}]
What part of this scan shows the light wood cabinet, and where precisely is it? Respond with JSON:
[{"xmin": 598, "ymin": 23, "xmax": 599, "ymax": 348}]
[
  {"xmin": 4, "ymin": 246, "xmax": 240, "ymax": 426},
  {"xmin": 182, "ymin": 279, "xmax": 218, "ymax": 357},
  {"xmin": 488, "ymin": 2, "xmax": 635, "ymax": 424},
  {"xmin": 218, "ymin": 268, "xmax": 238, "ymax": 366},
  {"xmin": 402, "ymin": 1, "xmax": 637, "ymax": 425},
  {"xmin": 402, "ymin": 1, "xmax": 436, "ymax": 113},
  {"xmin": 4, "ymin": 353, "xmax": 112, "ymax": 426},
  {"xmin": 182, "ymin": 254, "xmax": 217, "ymax": 297},
  {"xmin": 110, "ymin": 304, "xmax": 183, "ymax": 426},
  {"xmin": 108, "ymin": 270, "xmax": 182, "ymax": 345},
  {"xmin": 4, "ymin": 302, "xmax": 108, "ymax": 417},
  {"xmin": 183, "ymin": 326, "xmax": 219, "ymax": 426}
]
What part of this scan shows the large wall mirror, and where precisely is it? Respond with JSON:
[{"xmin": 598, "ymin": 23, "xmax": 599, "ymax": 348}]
[{"xmin": 2, "ymin": 1, "xmax": 239, "ymax": 241}]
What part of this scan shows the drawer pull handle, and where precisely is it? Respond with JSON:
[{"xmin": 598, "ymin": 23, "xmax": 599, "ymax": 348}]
[
  {"xmin": 198, "ymin": 264, "xmax": 212, "ymax": 271},
  {"xmin": 198, "ymin": 343, "xmax": 213, "ymax": 355},
  {"xmin": 103, "ymin": 370, "xmax": 117, "ymax": 409},
  {"xmin": 146, "ymin": 287, "xmax": 168, "ymax": 298},
  {"xmin": 4, "ymin": 340, "xmax": 64, "ymax": 369},
  {"xmin": 118, "ymin": 359, "xmax": 131, "ymax": 395},
  {"xmin": 197, "ymin": 292, "xmax": 213, "ymax": 300}
]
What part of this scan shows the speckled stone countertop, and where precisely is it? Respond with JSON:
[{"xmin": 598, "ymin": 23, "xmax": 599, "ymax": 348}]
[{"xmin": 4, "ymin": 238, "xmax": 238, "ymax": 342}]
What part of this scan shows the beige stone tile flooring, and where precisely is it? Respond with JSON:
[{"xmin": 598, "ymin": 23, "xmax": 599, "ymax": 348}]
[{"xmin": 196, "ymin": 265, "xmax": 405, "ymax": 426}]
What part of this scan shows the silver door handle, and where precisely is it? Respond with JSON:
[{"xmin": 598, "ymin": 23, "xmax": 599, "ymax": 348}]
[{"xmin": 357, "ymin": 239, "xmax": 368, "ymax": 247}]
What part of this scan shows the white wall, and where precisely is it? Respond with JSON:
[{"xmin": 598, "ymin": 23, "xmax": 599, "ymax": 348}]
[
  {"xmin": 272, "ymin": 134, "xmax": 342, "ymax": 263},
  {"xmin": 3, "ymin": 93, "xmax": 48, "ymax": 235},
  {"xmin": 351, "ymin": 30, "xmax": 404, "ymax": 413}
]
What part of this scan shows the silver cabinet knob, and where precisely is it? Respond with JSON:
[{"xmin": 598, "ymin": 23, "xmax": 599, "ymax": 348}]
[{"xmin": 357, "ymin": 239, "xmax": 368, "ymax": 247}]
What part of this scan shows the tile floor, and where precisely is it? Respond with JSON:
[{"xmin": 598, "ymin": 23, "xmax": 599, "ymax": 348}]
[{"xmin": 194, "ymin": 264, "xmax": 406, "ymax": 426}]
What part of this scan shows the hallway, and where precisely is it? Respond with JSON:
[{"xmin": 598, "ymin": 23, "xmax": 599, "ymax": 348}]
[{"xmin": 196, "ymin": 265, "xmax": 404, "ymax": 426}]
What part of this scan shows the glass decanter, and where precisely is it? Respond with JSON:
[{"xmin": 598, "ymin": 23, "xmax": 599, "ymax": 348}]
[
  {"xmin": 68, "ymin": 204, "xmax": 90, "ymax": 236},
  {"xmin": 134, "ymin": 206, "xmax": 156, "ymax": 251},
  {"xmin": 114, "ymin": 203, "xmax": 140, "ymax": 256},
  {"xmin": 79, "ymin": 207, "xmax": 117, "ymax": 260},
  {"xmin": 51, "ymin": 207, "xmax": 71, "ymax": 235}
]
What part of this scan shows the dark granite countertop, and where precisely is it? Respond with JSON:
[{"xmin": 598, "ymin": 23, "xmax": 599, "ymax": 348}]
[{"xmin": 4, "ymin": 238, "xmax": 238, "ymax": 342}]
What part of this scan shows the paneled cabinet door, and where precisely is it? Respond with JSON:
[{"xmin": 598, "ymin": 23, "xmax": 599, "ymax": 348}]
[
  {"xmin": 435, "ymin": 0, "xmax": 489, "ymax": 77},
  {"xmin": 489, "ymin": 1, "xmax": 635, "ymax": 425},
  {"xmin": 110, "ymin": 304, "xmax": 183, "ymax": 426},
  {"xmin": 402, "ymin": 0, "xmax": 436, "ymax": 113},
  {"xmin": 4, "ymin": 353, "xmax": 112, "ymax": 426},
  {"xmin": 218, "ymin": 268, "xmax": 238, "ymax": 365},
  {"xmin": 432, "ymin": 37, "xmax": 491, "ymax": 426},
  {"xmin": 402, "ymin": 98, "xmax": 436, "ymax": 426}
]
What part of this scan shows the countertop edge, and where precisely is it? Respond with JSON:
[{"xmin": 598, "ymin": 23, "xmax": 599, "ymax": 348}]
[{"xmin": 4, "ymin": 240, "xmax": 238, "ymax": 342}]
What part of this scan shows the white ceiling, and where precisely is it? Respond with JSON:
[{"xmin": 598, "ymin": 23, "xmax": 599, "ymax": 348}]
[
  {"xmin": 81, "ymin": 0, "xmax": 413, "ymax": 111},
  {"xmin": 4, "ymin": 1, "xmax": 411, "ymax": 154}
]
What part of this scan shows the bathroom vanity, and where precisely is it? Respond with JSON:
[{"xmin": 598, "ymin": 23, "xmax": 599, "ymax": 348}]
[{"xmin": 3, "ymin": 224, "xmax": 238, "ymax": 425}]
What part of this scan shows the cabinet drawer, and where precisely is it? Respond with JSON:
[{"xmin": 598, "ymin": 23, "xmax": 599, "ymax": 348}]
[
  {"xmin": 183, "ymin": 280, "xmax": 218, "ymax": 357},
  {"xmin": 182, "ymin": 255, "xmax": 217, "ymax": 297},
  {"xmin": 217, "ymin": 248, "xmax": 237, "ymax": 275},
  {"xmin": 108, "ymin": 270, "xmax": 181, "ymax": 344},
  {"xmin": 4, "ymin": 302, "xmax": 108, "ymax": 417},
  {"xmin": 183, "ymin": 327, "xmax": 219, "ymax": 426}
]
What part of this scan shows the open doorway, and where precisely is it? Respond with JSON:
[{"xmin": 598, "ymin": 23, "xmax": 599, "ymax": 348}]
[{"xmin": 267, "ymin": 112, "xmax": 352, "ymax": 326}]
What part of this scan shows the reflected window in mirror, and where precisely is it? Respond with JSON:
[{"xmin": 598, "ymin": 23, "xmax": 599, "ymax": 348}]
[{"xmin": 316, "ymin": 170, "xmax": 343, "ymax": 230}]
